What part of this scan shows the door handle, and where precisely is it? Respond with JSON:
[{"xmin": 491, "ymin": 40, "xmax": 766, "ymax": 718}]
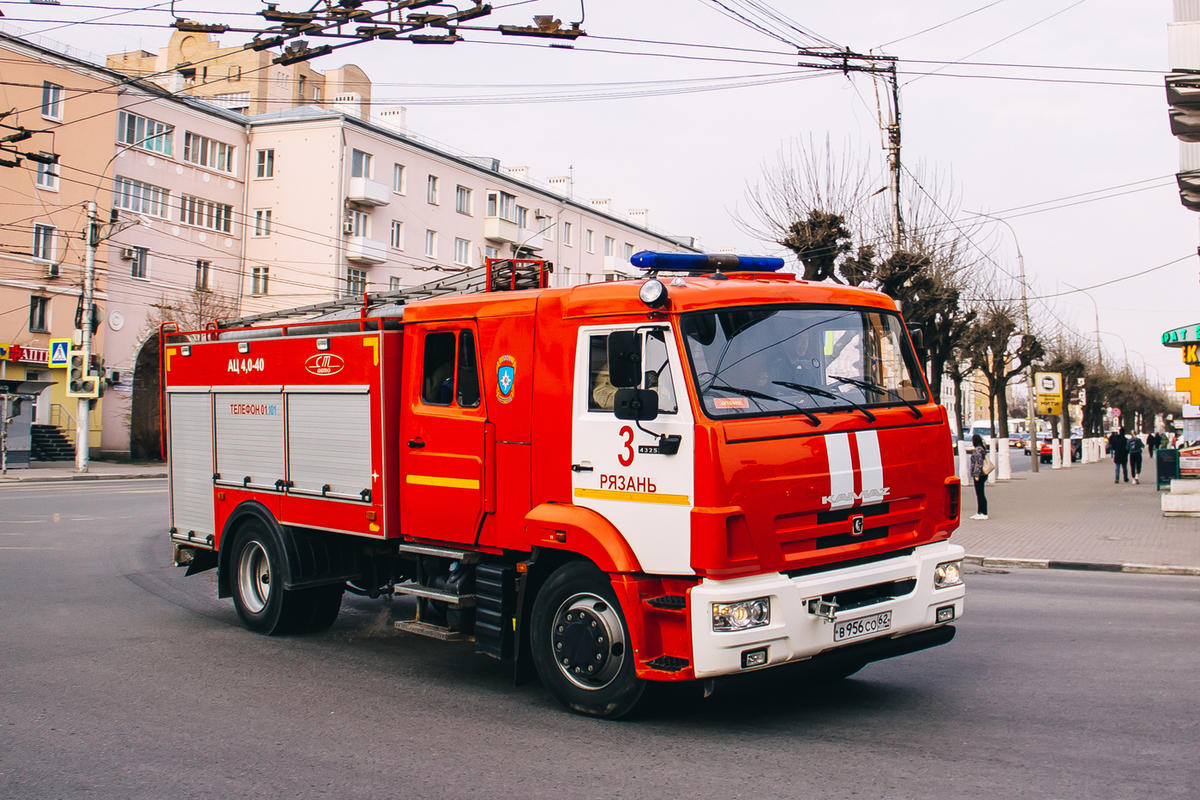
[
  {"xmin": 571, "ymin": 463, "xmax": 593, "ymax": 472},
  {"xmin": 408, "ymin": 439, "xmax": 425, "ymax": 448}
]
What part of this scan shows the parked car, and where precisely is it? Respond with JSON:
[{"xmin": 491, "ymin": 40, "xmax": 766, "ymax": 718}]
[{"xmin": 1037, "ymin": 435, "xmax": 1081, "ymax": 463}]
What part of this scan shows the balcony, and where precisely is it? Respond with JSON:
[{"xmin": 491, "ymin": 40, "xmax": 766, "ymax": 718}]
[
  {"xmin": 345, "ymin": 236, "xmax": 387, "ymax": 265},
  {"xmin": 484, "ymin": 215, "xmax": 518, "ymax": 243},
  {"xmin": 514, "ymin": 225, "xmax": 545, "ymax": 252},
  {"xmin": 347, "ymin": 177, "xmax": 390, "ymax": 207}
]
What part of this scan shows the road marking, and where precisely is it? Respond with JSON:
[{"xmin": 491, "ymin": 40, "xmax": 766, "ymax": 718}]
[{"xmin": 0, "ymin": 546, "xmax": 58, "ymax": 551}]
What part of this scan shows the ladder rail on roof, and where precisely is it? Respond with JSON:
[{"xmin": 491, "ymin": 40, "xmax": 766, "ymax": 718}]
[{"xmin": 217, "ymin": 265, "xmax": 492, "ymax": 329}]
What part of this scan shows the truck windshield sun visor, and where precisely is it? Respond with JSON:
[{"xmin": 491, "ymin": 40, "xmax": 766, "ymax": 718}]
[{"xmin": 681, "ymin": 305, "xmax": 929, "ymax": 420}]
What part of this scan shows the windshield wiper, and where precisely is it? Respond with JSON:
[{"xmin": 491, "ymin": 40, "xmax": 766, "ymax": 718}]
[
  {"xmin": 771, "ymin": 380, "xmax": 876, "ymax": 422},
  {"xmin": 709, "ymin": 383, "xmax": 820, "ymax": 426},
  {"xmin": 827, "ymin": 374, "xmax": 923, "ymax": 418}
]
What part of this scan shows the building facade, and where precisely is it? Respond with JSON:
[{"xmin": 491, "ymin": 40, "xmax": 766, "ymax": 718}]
[{"xmin": 1, "ymin": 29, "xmax": 696, "ymax": 460}]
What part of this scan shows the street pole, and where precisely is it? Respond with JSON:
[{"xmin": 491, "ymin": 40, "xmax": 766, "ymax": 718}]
[
  {"xmin": 75, "ymin": 200, "xmax": 97, "ymax": 473},
  {"xmin": 886, "ymin": 63, "xmax": 904, "ymax": 251}
]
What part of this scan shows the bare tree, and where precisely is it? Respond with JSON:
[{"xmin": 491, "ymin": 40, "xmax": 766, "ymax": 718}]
[{"xmin": 961, "ymin": 300, "xmax": 1044, "ymax": 438}]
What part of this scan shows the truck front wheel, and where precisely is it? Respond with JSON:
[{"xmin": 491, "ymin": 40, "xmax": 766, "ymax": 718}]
[{"xmin": 530, "ymin": 561, "xmax": 645, "ymax": 719}]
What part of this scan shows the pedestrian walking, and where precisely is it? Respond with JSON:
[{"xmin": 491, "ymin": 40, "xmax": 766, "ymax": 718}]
[
  {"xmin": 969, "ymin": 433, "xmax": 990, "ymax": 520},
  {"xmin": 1108, "ymin": 427, "xmax": 1129, "ymax": 483},
  {"xmin": 1128, "ymin": 433, "xmax": 1144, "ymax": 484},
  {"xmin": 1147, "ymin": 431, "xmax": 1159, "ymax": 455}
]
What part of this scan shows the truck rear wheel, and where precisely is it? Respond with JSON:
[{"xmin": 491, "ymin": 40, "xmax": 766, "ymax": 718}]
[
  {"xmin": 530, "ymin": 561, "xmax": 645, "ymax": 719},
  {"xmin": 231, "ymin": 521, "xmax": 288, "ymax": 634}
]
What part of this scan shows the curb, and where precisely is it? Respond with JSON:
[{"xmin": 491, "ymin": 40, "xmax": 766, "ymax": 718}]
[
  {"xmin": 965, "ymin": 555, "xmax": 1200, "ymax": 577},
  {"xmin": 0, "ymin": 472, "xmax": 167, "ymax": 484}
]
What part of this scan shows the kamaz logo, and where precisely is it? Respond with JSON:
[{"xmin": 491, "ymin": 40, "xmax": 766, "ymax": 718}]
[{"xmin": 305, "ymin": 353, "xmax": 344, "ymax": 376}]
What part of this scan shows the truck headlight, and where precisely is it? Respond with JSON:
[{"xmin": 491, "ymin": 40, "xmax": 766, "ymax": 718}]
[
  {"xmin": 712, "ymin": 597, "xmax": 770, "ymax": 632},
  {"xmin": 934, "ymin": 560, "xmax": 963, "ymax": 588}
]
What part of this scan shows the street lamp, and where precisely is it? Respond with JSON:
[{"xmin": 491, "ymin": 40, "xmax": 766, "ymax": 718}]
[
  {"xmin": 1064, "ymin": 282, "xmax": 1103, "ymax": 369},
  {"xmin": 973, "ymin": 211, "xmax": 1038, "ymax": 473}
]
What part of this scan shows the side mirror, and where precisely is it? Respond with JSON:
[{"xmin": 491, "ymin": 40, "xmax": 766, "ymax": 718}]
[
  {"xmin": 613, "ymin": 388, "xmax": 658, "ymax": 421},
  {"xmin": 608, "ymin": 331, "xmax": 642, "ymax": 388}
]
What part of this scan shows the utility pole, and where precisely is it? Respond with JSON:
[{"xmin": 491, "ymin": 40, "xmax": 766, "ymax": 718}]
[
  {"xmin": 884, "ymin": 62, "xmax": 904, "ymax": 251},
  {"xmin": 76, "ymin": 200, "xmax": 97, "ymax": 474}
]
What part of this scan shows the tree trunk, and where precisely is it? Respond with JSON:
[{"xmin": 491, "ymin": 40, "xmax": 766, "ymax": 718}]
[{"xmin": 997, "ymin": 390, "xmax": 1011, "ymax": 438}]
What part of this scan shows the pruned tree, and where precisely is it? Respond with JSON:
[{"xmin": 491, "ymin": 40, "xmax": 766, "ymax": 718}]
[
  {"xmin": 962, "ymin": 300, "xmax": 1044, "ymax": 439},
  {"xmin": 1041, "ymin": 338, "xmax": 1089, "ymax": 440}
]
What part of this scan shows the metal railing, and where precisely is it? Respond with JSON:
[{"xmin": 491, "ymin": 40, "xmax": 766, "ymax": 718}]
[{"xmin": 49, "ymin": 404, "xmax": 77, "ymax": 443}]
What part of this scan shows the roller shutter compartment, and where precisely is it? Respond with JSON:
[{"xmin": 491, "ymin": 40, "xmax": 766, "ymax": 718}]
[{"xmin": 168, "ymin": 391, "xmax": 215, "ymax": 540}]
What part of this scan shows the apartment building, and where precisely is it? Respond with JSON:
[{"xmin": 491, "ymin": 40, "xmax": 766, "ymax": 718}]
[
  {"xmin": 241, "ymin": 107, "xmax": 694, "ymax": 313},
  {"xmin": 107, "ymin": 30, "xmax": 372, "ymax": 120},
  {"xmin": 0, "ymin": 33, "xmax": 115, "ymax": 456},
  {"xmin": 1, "ymin": 28, "xmax": 696, "ymax": 460}
]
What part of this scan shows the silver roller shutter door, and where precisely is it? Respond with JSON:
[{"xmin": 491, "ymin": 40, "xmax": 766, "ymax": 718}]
[{"xmin": 169, "ymin": 392, "xmax": 215, "ymax": 538}]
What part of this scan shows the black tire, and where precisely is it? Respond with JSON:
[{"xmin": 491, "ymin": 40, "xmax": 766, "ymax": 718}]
[
  {"xmin": 230, "ymin": 519, "xmax": 289, "ymax": 635},
  {"xmin": 289, "ymin": 585, "xmax": 344, "ymax": 633},
  {"xmin": 530, "ymin": 561, "xmax": 645, "ymax": 719}
]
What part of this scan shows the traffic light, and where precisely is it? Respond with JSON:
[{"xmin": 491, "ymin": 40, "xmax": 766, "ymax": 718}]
[{"xmin": 65, "ymin": 349, "xmax": 99, "ymax": 398}]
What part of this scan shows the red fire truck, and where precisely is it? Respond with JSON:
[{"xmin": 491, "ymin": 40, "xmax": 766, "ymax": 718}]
[{"xmin": 165, "ymin": 252, "xmax": 965, "ymax": 718}]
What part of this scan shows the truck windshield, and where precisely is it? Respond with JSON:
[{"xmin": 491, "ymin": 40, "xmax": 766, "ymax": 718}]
[{"xmin": 680, "ymin": 305, "xmax": 929, "ymax": 419}]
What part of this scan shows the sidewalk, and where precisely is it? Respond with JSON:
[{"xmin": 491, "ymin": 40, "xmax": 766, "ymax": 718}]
[
  {"xmin": 0, "ymin": 459, "xmax": 166, "ymax": 482},
  {"xmin": 955, "ymin": 459, "xmax": 1200, "ymax": 575}
]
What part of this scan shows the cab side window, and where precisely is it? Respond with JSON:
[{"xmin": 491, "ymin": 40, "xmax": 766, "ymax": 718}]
[
  {"xmin": 422, "ymin": 329, "xmax": 481, "ymax": 408},
  {"xmin": 422, "ymin": 332, "xmax": 456, "ymax": 405},
  {"xmin": 456, "ymin": 330, "xmax": 480, "ymax": 408},
  {"xmin": 588, "ymin": 335, "xmax": 614, "ymax": 411}
]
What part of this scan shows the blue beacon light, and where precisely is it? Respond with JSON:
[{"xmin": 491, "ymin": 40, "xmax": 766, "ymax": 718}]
[{"xmin": 630, "ymin": 251, "xmax": 785, "ymax": 272}]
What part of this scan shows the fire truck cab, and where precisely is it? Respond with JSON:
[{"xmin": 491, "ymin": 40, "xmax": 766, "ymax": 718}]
[{"xmin": 166, "ymin": 252, "xmax": 964, "ymax": 718}]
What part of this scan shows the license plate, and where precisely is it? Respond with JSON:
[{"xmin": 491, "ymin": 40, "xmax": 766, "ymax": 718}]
[{"xmin": 833, "ymin": 610, "xmax": 892, "ymax": 643}]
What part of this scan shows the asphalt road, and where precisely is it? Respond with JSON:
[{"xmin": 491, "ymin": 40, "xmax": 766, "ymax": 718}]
[{"xmin": 2, "ymin": 480, "xmax": 1197, "ymax": 799}]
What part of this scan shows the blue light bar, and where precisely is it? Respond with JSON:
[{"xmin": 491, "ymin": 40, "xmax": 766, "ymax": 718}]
[{"xmin": 630, "ymin": 251, "xmax": 785, "ymax": 272}]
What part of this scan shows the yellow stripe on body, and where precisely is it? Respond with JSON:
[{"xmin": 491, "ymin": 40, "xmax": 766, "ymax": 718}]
[
  {"xmin": 406, "ymin": 474, "xmax": 480, "ymax": 490},
  {"xmin": 574, "ymin": 488, "xmax": 691, "ymax": 505}
]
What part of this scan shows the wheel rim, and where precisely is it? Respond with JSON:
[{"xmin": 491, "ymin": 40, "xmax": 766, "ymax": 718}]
[
  {"xmin": 237, "ymin": 540, "xmax": 272, "ymax": 614},
  {"xmin": 550, "ymin": 592, "xmax": 627, "ymax": 691}
]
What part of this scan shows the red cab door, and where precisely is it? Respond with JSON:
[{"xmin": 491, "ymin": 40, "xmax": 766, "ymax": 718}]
[{"xmin": 400, "ymin": 325, "xmax": 489, "ymax": 544}]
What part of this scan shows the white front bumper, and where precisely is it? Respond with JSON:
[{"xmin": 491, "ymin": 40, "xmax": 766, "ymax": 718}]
[{"xmin": 689, "ymin": 541, "xmax": 966, "ymax": 678}]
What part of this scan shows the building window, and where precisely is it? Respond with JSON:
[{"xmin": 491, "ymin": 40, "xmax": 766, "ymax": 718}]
[
  {"xmin": 516, "ymin": 206, "xmax": 528, "ymax": 229},
  {"xmin": 585, "ymin": 229, "xmax": 595, "ymax": 253},
  {"xmin": 195, "ymin": 260, "xmax": 211, "ymax": 291},
  {"xmin": 35, "ymin": 157, "xmax": 59, "ymax": 190},
  {"xmin": 117, "ymin": 110, "xmax": 173, "ymax": 155},
  {"xmin": 427, "ymin": 175, "xmax": 439, "ymax": 205},
  {"xmin": 346, "ymin": 268, "xmax": 367, "ymax": 297},
  {"xmin": 390, "ymin": 220, "xmax": 404, "ymax": 250},
  {"xmin": 255, "ymin": 149, "xmax": 274, "ymax": 179},
  {"xmin": 183, "ymin": 132, "xmax": 234, "ymax": 173},
  {"xmin": 32, "ymin": 224, "xmax": 55, "ymax": 261},
  {"xmin": 543, "ymin": 216, "xmax": 554, "ymax": 242},
  {"xmin": 41, "ymin": 82, "xmax": 63, "ymax": 121},
  {"xmin": 253, "ymin": 209, "xmax": 272, "ymax": 237},
  {"xmin": 129, "ymin": 246, "xmax": 149, "ymax": 279},
  {"xmin": 425, "ymin": 229, "xmax": 438, "ymax": 259},
  {"xmin": 351, "ymin": 148, "xmax": 372, "ymax": 179},
  {"xmin": 562, "ymin": 221, "xmax": 573, "ymax": 246},
  {"xmin": 484, "ymin": 245, "xmax": 499, "ymax": 260},
  {"xmin": 251, "ymin": 266, "xmax": 270, "ymax": 295},
  {"xmin": 113, "ymin": 176, "xmax": 170, "ymax": 218},
  {"xmin": 180, "ymin": 195, "xmax": 233, "ymax": 233},
  {"xmin": 456, "ymin": 185, "xmax": 472, "ymax": 215},
  {"xmin": 29, "ymin": 296, "xmax": 49, "ymax": 333},
  {"xmin": 486, "ymin": 190, "xmax": 516, "ymax": 222},
  {"xmin": 348, "ymin": 209, "xmax": 368, "ymax": 237},
  {"xmin": 454, "ymin": 237, "xmax": 471, "ymax": 266},
  {"xmin": 389, "ymin": 276, "xmax": 400, "ymax": 291},
  {"xmin": 624, "ymin": 242, "xmax": 635, "ymax": 261},
  {"xmin": 604, "ymin": 236, "xmax": 615, "ymax": 257},
  {"xmin": 211, "ymin": 92, "xmax": 250, "ymax": 113},
  {"xmin": 392, "ymin": 163, "xmax": 406, "ymax": 194}
]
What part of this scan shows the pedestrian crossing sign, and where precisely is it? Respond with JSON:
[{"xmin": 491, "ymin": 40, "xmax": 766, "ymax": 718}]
[{"xmin": 49, "ymin": 338, "xmax": 70, "ymax": 368}]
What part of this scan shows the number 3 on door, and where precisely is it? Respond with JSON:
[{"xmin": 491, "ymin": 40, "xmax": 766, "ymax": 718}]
[{"xmin": 617, "ymin": 425, "xmax": 634, "ymax": 467}]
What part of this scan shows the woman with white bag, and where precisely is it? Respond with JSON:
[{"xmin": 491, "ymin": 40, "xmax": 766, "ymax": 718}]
[{"xmin": 969, "ymin": 433, "xmax": 993, "ymax": 520}]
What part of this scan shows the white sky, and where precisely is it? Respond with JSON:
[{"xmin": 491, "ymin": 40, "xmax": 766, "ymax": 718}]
[{"xmin": 8, "ymin": 0, "xmax": 1196, "ymax": 385}]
